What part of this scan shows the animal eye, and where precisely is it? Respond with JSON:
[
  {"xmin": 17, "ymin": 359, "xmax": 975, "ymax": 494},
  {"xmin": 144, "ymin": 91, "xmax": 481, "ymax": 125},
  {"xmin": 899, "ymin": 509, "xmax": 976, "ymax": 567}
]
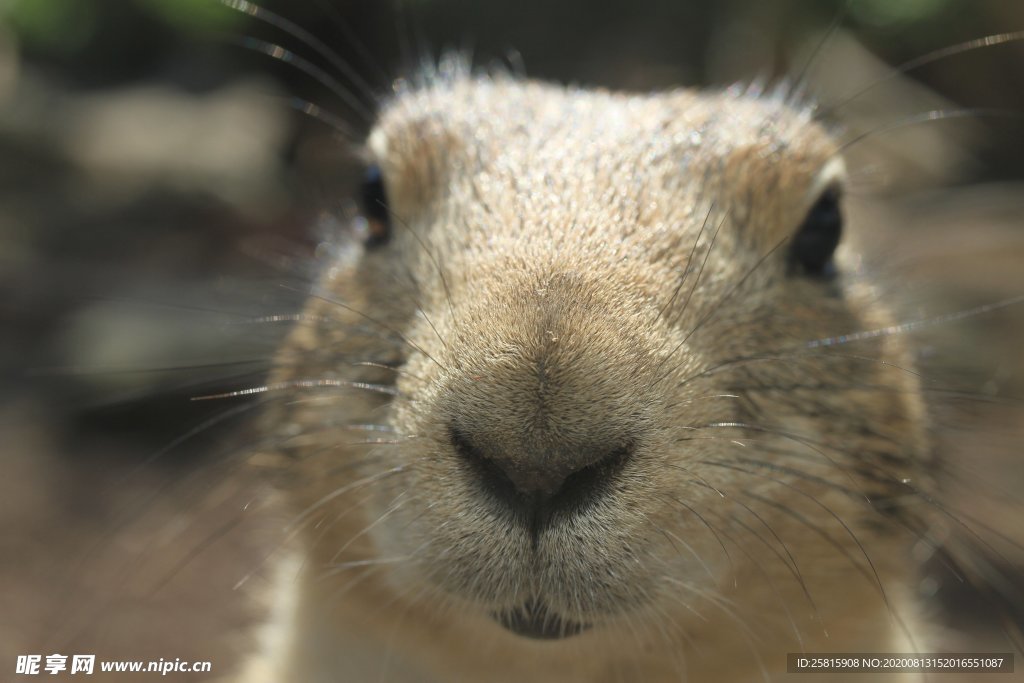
[
  {"xmin": 361, "ymin": 165, "xmax": 391, "ymax": 247},
  {"xmin": 789, "ymin": 188, "xmax": 842, "ymax": 277}
]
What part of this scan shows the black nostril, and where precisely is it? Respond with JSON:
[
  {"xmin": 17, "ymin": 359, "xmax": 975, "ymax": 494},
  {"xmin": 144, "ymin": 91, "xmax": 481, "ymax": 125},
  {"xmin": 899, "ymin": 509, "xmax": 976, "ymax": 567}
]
[
  {"xmin": 450, "ymin": 428, "xmax": 522, "ymax": 504},
  {"xmin": 449, "ymin": 426, "xmax": 632, "ymax": 519}
]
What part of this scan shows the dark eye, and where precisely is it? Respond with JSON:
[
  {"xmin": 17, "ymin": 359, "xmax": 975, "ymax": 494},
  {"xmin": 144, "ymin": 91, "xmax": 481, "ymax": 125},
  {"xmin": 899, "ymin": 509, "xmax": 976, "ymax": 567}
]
[
  {"xmin": 361, "ymin": 165, "xmax": 391, "ymax": 247},
  {"xmin": 789, "ymin": 188, "xmax": 842, "ymax": 277}
]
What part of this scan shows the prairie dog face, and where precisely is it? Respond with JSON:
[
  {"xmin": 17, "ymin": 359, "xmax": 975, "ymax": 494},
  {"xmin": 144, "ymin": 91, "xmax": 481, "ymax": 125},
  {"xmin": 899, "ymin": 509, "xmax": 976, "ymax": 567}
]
[{"xmin": 273, "ymin": 72, "xmax": 928, "ymax": 645}]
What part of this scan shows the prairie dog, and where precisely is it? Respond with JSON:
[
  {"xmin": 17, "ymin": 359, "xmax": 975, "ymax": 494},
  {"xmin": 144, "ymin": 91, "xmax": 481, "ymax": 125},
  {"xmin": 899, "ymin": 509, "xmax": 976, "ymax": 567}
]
[{"xmin": 241, "ymin": 65, "xmax": 939, "ymax": 682}]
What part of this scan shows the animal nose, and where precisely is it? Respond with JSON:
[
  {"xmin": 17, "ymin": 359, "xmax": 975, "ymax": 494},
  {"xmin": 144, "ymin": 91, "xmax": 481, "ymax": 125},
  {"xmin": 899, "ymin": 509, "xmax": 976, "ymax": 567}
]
[{"xmin": 449, "ymin": 426, "xmax": 633, "ymax": 512}]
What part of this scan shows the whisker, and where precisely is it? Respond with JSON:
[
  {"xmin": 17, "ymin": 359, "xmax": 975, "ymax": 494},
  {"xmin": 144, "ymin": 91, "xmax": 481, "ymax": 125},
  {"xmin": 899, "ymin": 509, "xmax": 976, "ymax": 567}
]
[
  {"xmin": 326, "ymin": 554, "xmax": 422, "ymax": 575},
  {"xmin": 228, "ymin": 36, "xmax": 374, "ymax": 121},
  {"xmin": 838, "ymin": 108, "xmax": 1024, "ymax": 154},
  {"xmin": 147, "ymin": 504, "xmax": 252, "ymax": 595},
  {"xmin": 284, "ymin": 96, "xmax": 360, "ymax": 138},
  {"xmin": 113, "ymin": 398, "xmax": 272, "ymax": 489},
  {"xmin": 661, "ymin": 576, "xmax": 771, "ymax": 682},
  {"xmin": 696, "ymin": 453, "xmax": 871, "ymax": 501},
  {"xmin": 804, "ymin": 294, "xmax": 1024, "ymax": 349},
  {"xmin": 286, "ymin": 284, "xmax": 449, "ymax": 373},
  {"xmin": 288, "ymin": 466, "xmax": 407, "ymax": 530},
  {"xmin": 386, "ymin": 207, "xmax": 460, "ymax": 336},
  {"xmin": 666, "ymin": 494, "xmax": 734, "ymax": 581},
  {"xmin": 330, "ymin": 492, "xmax": 409, "ymax": 562},
  {"xmin": 231, "ymin": 313, "xmax": 331, "ymax": 325},
  {"xmin": 656, "ymin": 236, "xmax": 788, "ymax": 386},
  {"xmin": 786, "ymin": 4, "xmax": 848, "ymax": 107},
  {"xmin": 350, "ymin": 361, "xmax": 428, "ymax": 383},
  {"xmin": 704, "ymin": 459, "xmax": 890, "ymax": 608},
  {"xmin": 819, "ymin": 30, "xmax": 1024, "ymax": 118},
  {"xmin": 647, "ymin": 509, "xmax": 717, "ymax": 585},
  {"xmin": 702, "ymin": 495, "xmax": 822, "ymax": 630},
  {"xmin": 671, "ymin": 504, "xmax": 809, "ymax": 650},
  {"xmin": 220, "ymin": 0, "xmax": 380, "ymax": 106},
  {"xmin": 191, "ymin": 378, "xmax": 400, "ymax": 401},
  {"xmin": 699, "ymin": 421, "xmax": 872, "ymax": 498},
  {"xmin": 658, "ymin": 202, "xmax": 717, "ymax": 319}
]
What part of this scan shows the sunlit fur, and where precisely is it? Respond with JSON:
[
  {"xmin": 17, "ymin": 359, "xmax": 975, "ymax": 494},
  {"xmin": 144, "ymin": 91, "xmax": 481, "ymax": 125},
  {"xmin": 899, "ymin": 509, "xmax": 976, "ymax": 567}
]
[{"xmin": 242, "ymin": 67, "xmax": 934, "ymax": 682}]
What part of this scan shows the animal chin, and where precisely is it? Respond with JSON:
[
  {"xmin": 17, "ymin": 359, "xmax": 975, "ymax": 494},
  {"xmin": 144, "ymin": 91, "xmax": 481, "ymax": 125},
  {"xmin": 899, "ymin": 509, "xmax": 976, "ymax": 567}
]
[{"xmin": 492, "ymin": 599, "xmax": 590, "ymax": 640}]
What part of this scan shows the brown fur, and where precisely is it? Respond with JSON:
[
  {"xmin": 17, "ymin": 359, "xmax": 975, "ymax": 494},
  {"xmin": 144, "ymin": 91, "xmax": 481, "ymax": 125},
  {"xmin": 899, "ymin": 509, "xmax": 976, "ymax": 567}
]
[{"xmin": 240, "ymin": 70, "xmax": 934, "ymax": 681}]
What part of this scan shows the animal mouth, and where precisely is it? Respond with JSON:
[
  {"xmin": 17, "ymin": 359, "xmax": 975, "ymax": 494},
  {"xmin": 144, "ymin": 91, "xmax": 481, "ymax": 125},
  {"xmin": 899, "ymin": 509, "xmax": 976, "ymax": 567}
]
[{"xmin": 493, "ymin": 599, "xmax": 590, "ymax": 640}]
